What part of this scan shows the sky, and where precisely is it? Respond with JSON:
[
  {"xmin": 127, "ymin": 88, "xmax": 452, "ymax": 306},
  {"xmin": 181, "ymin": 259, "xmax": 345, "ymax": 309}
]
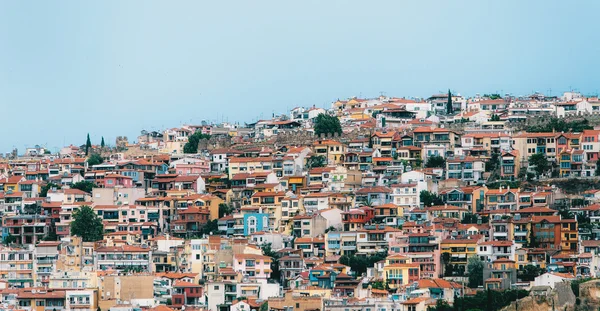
[{"xmin": 1, "ymin": 1, "xmax": 599, "ymax": 153}]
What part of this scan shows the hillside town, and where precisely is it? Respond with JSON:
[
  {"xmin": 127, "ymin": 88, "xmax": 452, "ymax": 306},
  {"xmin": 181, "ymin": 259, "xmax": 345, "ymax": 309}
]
[{"xmin": 3, "ymin": 91, "xmax": 600, "ymax": 311}]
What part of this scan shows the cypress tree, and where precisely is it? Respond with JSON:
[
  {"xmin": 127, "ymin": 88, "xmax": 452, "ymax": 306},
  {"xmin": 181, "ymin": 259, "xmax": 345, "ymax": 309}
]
[
  {"xmin": 446, "ymin": 89, "xmax": 453, "ymax": 114},
  {"xmin": 101, "ymin": 137, "xmax": 105, "ymax": 148},
  {"xmin": 85, "ymin": 134, "xmax": 92, "ymax": 155}
]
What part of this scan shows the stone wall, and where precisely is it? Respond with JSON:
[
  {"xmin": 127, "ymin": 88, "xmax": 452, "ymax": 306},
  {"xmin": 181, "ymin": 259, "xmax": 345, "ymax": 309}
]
[{"xmin": 500, "ymin": 282, "xmax": 576, "ymax": 311}]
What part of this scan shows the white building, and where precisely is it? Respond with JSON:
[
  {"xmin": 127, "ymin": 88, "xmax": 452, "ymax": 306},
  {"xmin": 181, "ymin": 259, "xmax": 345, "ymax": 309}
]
[{"xmin": 533, "ymin": 272, "xmax": 576, "ymax": 289}]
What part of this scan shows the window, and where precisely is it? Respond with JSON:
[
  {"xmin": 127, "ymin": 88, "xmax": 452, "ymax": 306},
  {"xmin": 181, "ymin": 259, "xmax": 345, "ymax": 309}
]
[{"xmin": 214, "ymin": 285, "xmax": 220, "ymax": 290}]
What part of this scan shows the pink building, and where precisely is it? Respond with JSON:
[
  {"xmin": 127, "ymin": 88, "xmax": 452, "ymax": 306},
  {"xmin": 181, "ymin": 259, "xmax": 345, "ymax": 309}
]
[
  {"xmin": 174, "ymin": 164, "xmax": 209, "ymax": 175},
  {"xmin": 388, "ymin": 232, "xmax": 441, "ymax": 279},
  {"xmin": 104, "ymin": 174, "xmax": 133, "ymax": 188},
  {"xmin": 233, "ymin": 254, "xmax": 272, "ymax": 283}
]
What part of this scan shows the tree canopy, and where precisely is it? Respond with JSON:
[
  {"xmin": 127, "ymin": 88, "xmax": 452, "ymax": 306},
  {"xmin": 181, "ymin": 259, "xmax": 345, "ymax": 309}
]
[
  {"xmin": 314, "ymin": 114, "xmax": 342, "ymax": 136},
  {"xmin": 184, "ymin": 131, "xmax": 211, "ymax": 154},
  {"xmin": 520, "ymin": 264, "xmax": 543, "ymax": 282},
  {"xmin": 527, "ymin": 117, "xmax": 593, "ymax": 133},
  {"xmin": 467, "ymin": 255, "xmax": 484, "ymax": 288},
  {"xmin": 425, "ymin": 155, "xmax": 446, "ymax": 168},
  {"xmin": 40, "ymin": 182, "xmax": 60, "ymax": 197},
  {"xmin": 71, "ymin": 181, "xmax": 97, "ymax": 193},
  {"xmin": 87, "ymin": 153, "xmax": 103, "ymax": 167},
  {"xmin": 339, "ymin": 252, "xmax": 387, "ymax": 276},
  {"xmin": 420, "ymin": 190, "xmax": 444, "ymax": 207},
  {"xmin": 483, "ymin": 94, "xmax": 502, "ymax": 100},
  {"xmin": 101, "ymin": 137, "xmax": 105, "ymax": 148},
  {"xmin": 429, "ymin": 289, "xmax": 528, "ymax": 311},
  {"xmin": 307, "ymin": 155, "xmax": 327, "ymax": 169},
  {"xmin": 218, "ymin": 203, "xmax": 233, "ymax": 218},
  {"xmin": 71, "ymin": 205, "xmax": 104, "ymax": 242},
  {"xmin": 485, "ymin": 153, "xmax": 500, "ymax": 173},
  {"xmin": 528, "ymin": 153, "xmax": 549, "ymax": 176},
  {"xmin": 261, "ymin": 243, "xmax": 281, "ymax": 282}
]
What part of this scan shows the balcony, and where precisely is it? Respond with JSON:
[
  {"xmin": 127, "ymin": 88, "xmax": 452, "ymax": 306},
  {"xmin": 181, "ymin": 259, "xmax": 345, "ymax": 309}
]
[{"xmin": 514, "ymin": 230, "xmax": 527, "ymax": 236}]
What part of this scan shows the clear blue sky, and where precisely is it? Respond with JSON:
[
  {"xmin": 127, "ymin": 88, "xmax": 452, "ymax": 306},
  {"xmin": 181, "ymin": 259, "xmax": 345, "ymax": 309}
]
[{"xmin": 1, "ymin": 1, "xmax": 599, "ymax": 153}]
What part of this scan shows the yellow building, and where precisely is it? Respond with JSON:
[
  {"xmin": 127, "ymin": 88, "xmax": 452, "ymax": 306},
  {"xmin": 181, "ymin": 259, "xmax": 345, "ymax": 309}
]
[
  {"xmin": 2, "ymin": 176, "xmax": 24, "ymax": 192},
  {"xmin": 382, "ymin": 263, "xmax": 420, "ymax": 289},
  {"xmin": 228, "ymin": 157, "xmax": 274, "ymax": 179},
  {"xmin": 440, "ymin": 238, "xmax": 479, "ymax": 270},
  {"xmin": 440, "ymin": 186, "xmax": 487, "ymax": 213},
  {"xmin": 371, "ymin": 132, "xmax": 396, "ymax": 157},
  {"xmin": 512, "ymin": 132, "xmax": 558, "ymax": 165},
  {"xmin": 175, "ymin": 193, "xmax": 224, "ymax": 221},
  {"xmin": 313, "ymin": 140, "xmax": 347, "ymax": 165},
  {"xmin": 246, "ymin": 191, "xmax": 286, "ymax": 230}
]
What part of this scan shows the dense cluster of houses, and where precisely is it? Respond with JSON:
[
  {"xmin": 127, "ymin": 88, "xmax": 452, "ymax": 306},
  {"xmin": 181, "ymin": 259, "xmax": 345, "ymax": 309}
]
[{"xmin": 0, "ymin": 91, "xmax": 599, "ymax": 311}]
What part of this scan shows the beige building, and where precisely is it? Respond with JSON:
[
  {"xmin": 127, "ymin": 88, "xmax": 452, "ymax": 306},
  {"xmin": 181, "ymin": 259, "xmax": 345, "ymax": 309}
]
[
  {"xmin": 56, "ymin": 236, "xmax": 95, "ymax": 272},
  {"xmin": 268, "ymin": 291, "xmax": 323, "ymax": 311},
  {"xmin": 98, "ymin": 274, "xmax": 155, "ymax": 310}
]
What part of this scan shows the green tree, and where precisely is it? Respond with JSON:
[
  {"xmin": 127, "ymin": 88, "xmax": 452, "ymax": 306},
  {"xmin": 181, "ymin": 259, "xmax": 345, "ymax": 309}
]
[
  {"xmin": 259, "ymin": 302, "xmax": 268, "ymax": 311},
  {"xmin": 467, "ymin": 255, "xmax": 483, "ymax": 288},
  {"xmin": 461, "ymin": 213, "xmax": 489, "ymax": 224},
  {"xmin": 314, "ymin": 114, "xmax": 342, "ymax": 136},
  {"xmin": 87, "ymin": 153, "xmax": 103, "ymax": 167},
  {"xmin": 71, "ymin": 205, "xmax": 104, "ymax": 242},
  {"xmin": 199, "ymin": 219, "xmax": 220, "ymax": 236},
  {"xmin": 420, "ymin": 190, "xmax": 444, "ymax": 207},
  {"xmin": 528, "ymin": 153, "xmax": 549, "ymax": 177},
  {"xmin": 446, "ymin": 89, "xmax": 453, "ymax": 114},
  {"xmin": 527, "ymin": 228, "xmax": 539, "ymax": 248},
  {"xmin": 440, "ymin": 252, "xmax": 450, "ymax": 276},
  {"xmin": 371, "ymin": 280, "xmax": 388, "ymax": 290},
  {"xmin": 40, "ymin": 182, "xmax": 61, "ymax": 197},
  {"xmin": 485, "ymin": 153, "xmax": 500, "ymax": 173},
  {"xmin": 85, "ymin": 133, "xmax": 92, "ymax": 155},
  {"xmin": 71, "ymin": 181, "xmax": 97, "ymax": 193},
  {"xmin": 425, "ymin": 155, "xmax": 445, "ymax": 168},
  {"xmin": 218, "ymin": 203, "xmax": 233, "ymax": 218},
  {"xmin": 595, "ymin": 159, "xmax": 600, "ymax": 176},
  {"xmin": 520, "ymin": 264, "xmax": 542, "ymax": 282},
  {"xmin": 527, "ymin": 117, "xmax": 593, "ymax": 133},
  {"xmin": 430, "ymin": 299, "xmax": 452, "ymax": 311},
  {"xmin": 558, "ymin": 207, "xmax": 575, "ymax": 219},
  {"xmin": 307, "ymin": 155, "xmax": 327, "ymax": 169},
  {"xmin": 43, "ymin": 223, "xmax": 58, "ymax": 241},
  {"xmin": 483, "ymin": 94, "xmax": 502, "ymax": 100},
  {"xmin": 184, "ymin": 131, "xmax": 211, "ymax": 154},
  {"xmin": 101, "ymin": 137, "xmax": 105, "ymax": 148},
  {"xmin": 2, "ymin": 234, "xmax": 17, "ymax": 245},
  {"xmin": 490, "ymin": 114, "xmax": 501, "ymax": 121},
  {"xmin": 261, "ymin": 243, "xmax": 281, "ymax": 281},
  {"xmin": 339, "ymin": 251, "xmax": 387, "ymax": 276}
]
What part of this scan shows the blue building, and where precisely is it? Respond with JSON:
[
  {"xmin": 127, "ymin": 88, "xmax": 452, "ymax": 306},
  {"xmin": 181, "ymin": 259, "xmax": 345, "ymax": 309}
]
[{"xmin": 243, "ymin": 213, "xmax": 270, "ymax": 235}]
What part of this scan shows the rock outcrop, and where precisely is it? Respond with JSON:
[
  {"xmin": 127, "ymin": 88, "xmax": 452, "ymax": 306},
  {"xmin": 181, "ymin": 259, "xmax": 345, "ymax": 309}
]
[{"xmin": 500, "ymin": 282, "xmax": 576, "ymax": 311}]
